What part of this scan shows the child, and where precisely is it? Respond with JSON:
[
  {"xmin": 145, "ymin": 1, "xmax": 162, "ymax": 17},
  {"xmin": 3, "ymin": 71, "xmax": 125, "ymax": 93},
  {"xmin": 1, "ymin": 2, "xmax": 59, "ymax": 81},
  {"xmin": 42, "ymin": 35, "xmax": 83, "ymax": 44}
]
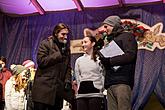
[
  {"xmin": 5, "ymin": 64, "xmax": 30, "ymax": 110},
  {"xmin": 75, "ymin": 36, "xmax": 104, "ymax": 110}
]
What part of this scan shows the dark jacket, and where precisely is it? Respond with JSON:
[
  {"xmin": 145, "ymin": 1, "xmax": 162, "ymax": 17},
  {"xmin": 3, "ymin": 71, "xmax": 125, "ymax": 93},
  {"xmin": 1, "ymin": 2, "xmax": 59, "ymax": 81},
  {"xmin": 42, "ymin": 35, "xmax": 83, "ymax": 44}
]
[
  {"xmin": 32, "ymin": 36, "xmax": 71, "ymax": 106},
  {"xmin": 104, "ymin": 32, "xmax": 138, "ymax": 89}
]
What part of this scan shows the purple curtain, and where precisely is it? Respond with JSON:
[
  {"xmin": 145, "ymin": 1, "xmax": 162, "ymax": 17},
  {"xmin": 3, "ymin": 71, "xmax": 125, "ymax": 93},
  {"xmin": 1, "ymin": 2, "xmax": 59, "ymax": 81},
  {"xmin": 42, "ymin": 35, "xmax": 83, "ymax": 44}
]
[
  {"xmin": 131, "ymin": 4, "xmax": 165, "ymax": 110},
  {"xmin": 0, "ymin": 6, "xmax": 127, "ymax": 67},
  {"xmin": 0, "ymin": 3, "xmax": 165, "ymax": 109},
  {"xmin": 132, "ymin": 49, "xmax": 165, "ymax": 109},
  {"xmin": 0, "ymin": 12, "xmax": 3, "ymax": 51}
]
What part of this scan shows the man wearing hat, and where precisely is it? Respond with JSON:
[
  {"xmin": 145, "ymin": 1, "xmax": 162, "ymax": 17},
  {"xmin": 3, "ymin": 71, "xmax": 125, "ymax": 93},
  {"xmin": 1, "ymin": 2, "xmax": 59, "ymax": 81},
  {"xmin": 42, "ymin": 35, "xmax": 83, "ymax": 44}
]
[{"xmin": 98, "ymin": 15, "xmax": 138, "ymax": 110}]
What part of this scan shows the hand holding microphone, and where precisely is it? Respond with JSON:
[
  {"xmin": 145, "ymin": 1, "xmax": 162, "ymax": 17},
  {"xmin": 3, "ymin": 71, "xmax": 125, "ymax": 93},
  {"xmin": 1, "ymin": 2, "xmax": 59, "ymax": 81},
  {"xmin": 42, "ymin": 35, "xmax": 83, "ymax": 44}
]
[{"xmin": 98, "ymin": 30, "xmax": 109, "ymax": 46}]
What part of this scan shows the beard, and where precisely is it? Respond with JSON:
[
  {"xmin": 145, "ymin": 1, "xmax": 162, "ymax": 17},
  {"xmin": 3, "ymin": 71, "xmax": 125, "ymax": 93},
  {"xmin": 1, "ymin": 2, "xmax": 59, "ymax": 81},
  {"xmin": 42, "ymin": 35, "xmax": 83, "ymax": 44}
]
[{"xmin": 58, "ymin": 38, "xmax": 67, "ymax": 44}]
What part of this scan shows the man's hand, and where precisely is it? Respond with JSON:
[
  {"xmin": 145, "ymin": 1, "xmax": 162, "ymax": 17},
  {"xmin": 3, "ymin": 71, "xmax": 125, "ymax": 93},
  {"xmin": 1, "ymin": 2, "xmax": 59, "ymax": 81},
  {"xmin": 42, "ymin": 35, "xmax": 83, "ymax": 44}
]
[
  {"xmin": 97, "ymin": 51, "xmax": 111, "ymax": 69},
  {"xmin": 99, "ymin": 56, "xmax": 110, "ymax": 66}
]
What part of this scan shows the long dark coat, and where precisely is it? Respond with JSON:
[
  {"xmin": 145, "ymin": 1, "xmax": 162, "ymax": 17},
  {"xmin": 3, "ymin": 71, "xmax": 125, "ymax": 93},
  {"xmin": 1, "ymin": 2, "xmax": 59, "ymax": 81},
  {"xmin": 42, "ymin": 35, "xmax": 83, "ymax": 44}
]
[{"xmin": 32, "ymin": 36, "xmax": 71, "ymax": 106}]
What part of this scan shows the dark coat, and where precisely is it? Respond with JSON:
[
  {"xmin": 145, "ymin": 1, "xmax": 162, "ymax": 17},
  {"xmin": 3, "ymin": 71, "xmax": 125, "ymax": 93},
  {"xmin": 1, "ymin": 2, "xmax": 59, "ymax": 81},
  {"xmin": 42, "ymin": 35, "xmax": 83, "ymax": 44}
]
[
  {"xmin": 32, "ymin": 36, "xmax": 71, "ymax": 106},
  {"xmin": 104, "ymin": 32, "xmax": 138, "ymax": 89}
]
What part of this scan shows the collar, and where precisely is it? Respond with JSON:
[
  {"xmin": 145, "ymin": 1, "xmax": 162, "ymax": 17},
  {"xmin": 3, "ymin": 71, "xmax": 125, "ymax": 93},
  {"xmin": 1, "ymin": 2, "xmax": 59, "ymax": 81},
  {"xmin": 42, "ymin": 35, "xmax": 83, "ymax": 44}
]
[
  {"xmin": 83, "ymin": 53, "xmax": 92, "ymax": 57},
  {"xmin": 1, "ymin": 68, "xmax": 7, "ymax": 72}
]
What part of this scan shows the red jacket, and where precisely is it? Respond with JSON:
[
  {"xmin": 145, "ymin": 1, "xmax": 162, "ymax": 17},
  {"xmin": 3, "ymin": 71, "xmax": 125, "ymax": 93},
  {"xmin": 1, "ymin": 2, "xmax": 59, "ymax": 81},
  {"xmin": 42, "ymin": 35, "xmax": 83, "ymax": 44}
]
[{"xmin": 0, "ymin": 68, "xmax": 12, "ymax": 101}]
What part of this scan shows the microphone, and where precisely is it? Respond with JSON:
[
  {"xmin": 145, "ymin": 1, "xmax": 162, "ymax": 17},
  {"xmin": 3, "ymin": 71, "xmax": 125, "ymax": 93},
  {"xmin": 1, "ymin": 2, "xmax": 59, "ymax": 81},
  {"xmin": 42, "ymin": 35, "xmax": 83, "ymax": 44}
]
[
  {"xmin": 98, "ymin": 30, "xmax": 108, "ymax": 40},
  {"xmin": 62, "ymin": 39, "xmax": 67, "ymax": 54}
]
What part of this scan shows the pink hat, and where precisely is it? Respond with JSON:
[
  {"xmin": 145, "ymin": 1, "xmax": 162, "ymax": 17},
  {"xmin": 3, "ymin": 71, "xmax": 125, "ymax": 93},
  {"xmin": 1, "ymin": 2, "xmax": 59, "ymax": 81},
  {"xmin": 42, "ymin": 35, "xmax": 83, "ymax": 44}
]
[{"xmin": 22, "ymin": 60, "xmax": 35, "ymax": 69}]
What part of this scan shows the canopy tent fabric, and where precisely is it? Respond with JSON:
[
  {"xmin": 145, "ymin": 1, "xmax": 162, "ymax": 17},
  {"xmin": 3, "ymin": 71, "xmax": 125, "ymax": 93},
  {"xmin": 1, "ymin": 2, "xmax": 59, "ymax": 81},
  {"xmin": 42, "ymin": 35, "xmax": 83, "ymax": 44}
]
[
  {"xmin": 0, "ymin": 0, "xmax": 163, "ymax": 15},
  {"xmin": 0, "ymin": 2, "xmax": 165, "ymax": 110}
]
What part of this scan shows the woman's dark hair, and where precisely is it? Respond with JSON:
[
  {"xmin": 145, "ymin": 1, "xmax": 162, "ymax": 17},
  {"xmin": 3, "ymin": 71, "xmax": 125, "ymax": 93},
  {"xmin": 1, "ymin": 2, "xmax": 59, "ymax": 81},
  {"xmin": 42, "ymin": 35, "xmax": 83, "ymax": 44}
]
[
  {"xmin": 85, "ymin": 36, "xmax": 98, "ymax": 62},
  {"xmin": 0, "ymin": 56, "xmax": 6, "ymax": 64},
  {"xmin": 52, "ymin": 23, "xmax": 69, "ymax": 37}
]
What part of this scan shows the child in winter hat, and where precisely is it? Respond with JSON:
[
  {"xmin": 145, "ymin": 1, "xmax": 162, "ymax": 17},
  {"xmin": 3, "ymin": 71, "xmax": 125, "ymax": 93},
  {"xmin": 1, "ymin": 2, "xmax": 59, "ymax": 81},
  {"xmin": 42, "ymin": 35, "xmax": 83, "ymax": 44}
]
[
  {"xmin": 5, "ymin": 64, "xmax": 29, "ymax": 110},
  {"xmin": 10, "ymin": 64, "xmax": 27, "ymax": 75}
]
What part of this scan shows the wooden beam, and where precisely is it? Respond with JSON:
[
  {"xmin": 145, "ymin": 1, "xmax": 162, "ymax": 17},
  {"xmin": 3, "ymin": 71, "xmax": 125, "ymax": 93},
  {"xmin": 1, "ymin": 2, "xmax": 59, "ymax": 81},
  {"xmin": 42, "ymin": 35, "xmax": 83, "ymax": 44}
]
[
  {"xmin": 31, "ymin": 0, "xmax": 45, "ymax": 15},
  {"xmin": 72, "ymin": 0, "xmax": 84, "ymax": 11}
]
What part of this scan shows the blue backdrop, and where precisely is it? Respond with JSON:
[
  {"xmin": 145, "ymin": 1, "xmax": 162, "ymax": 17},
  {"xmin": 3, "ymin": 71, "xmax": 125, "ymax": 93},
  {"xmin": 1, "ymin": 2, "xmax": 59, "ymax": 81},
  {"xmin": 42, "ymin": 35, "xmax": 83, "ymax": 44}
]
[{"xmin": 0, "ymin": 3, "xmax": 165, "ymax": 110}]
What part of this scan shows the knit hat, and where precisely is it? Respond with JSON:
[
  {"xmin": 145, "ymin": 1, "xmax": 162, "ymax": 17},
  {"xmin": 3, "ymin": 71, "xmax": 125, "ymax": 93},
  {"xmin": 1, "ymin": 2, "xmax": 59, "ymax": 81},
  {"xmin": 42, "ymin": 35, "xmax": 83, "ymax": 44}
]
[
  {"xmin": 10, "ymin": 64, "xmax": 27, "ymax": 75},
  {"xmin": 22, "ymin": 60, "xmax": 35, "ymax": 69},
  {"xmin": 103, "ymin": 15, "xmax": 121, "ymax": 27}
]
